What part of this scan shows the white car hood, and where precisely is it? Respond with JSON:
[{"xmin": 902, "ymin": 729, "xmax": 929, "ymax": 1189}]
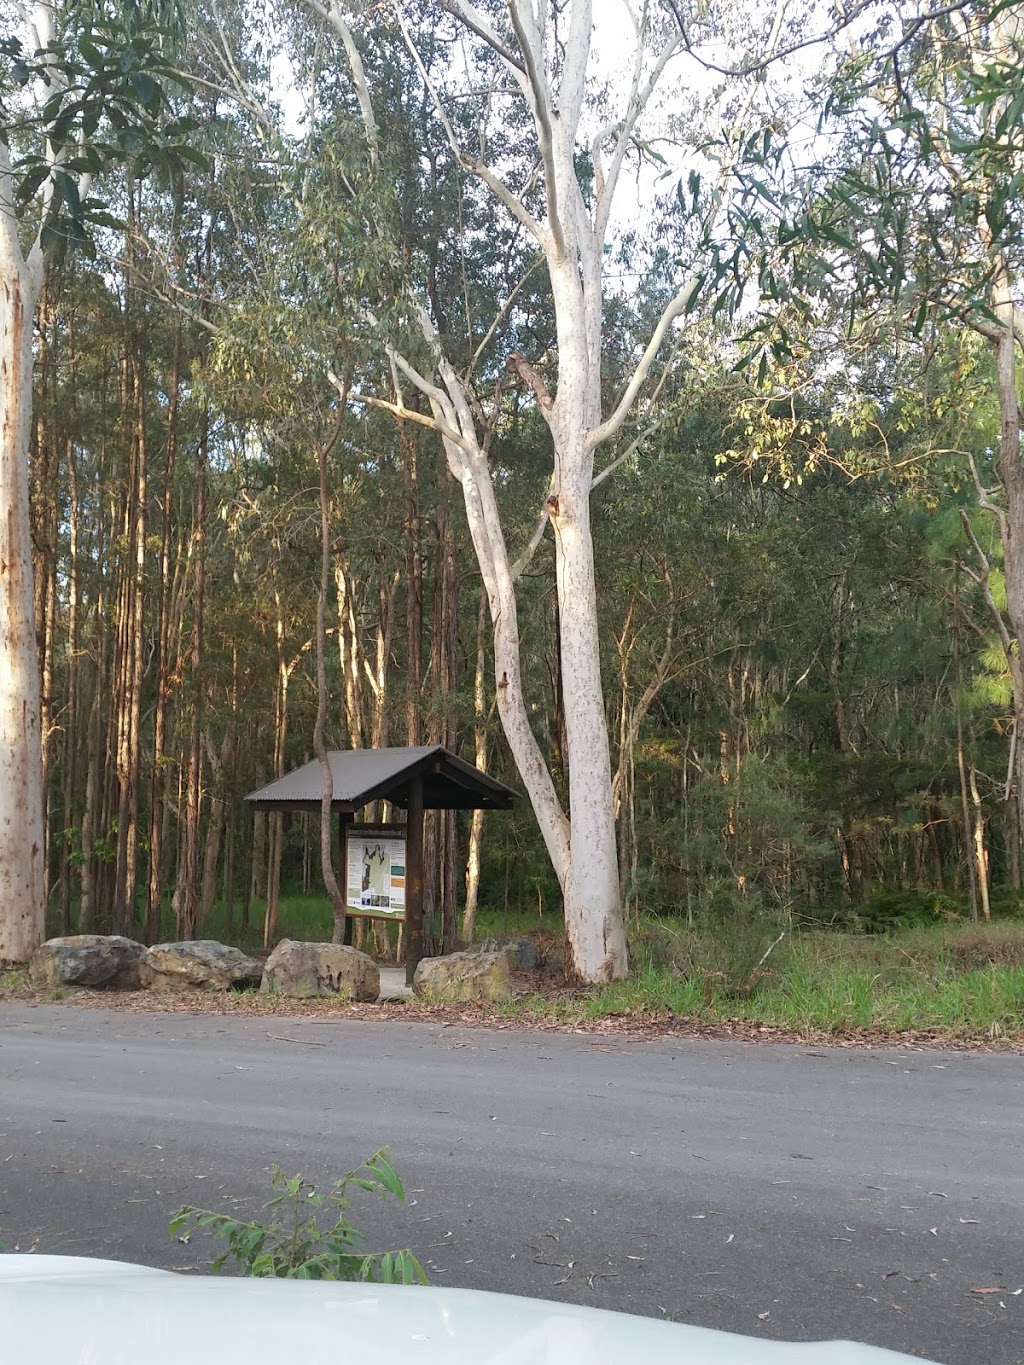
[{"xmin": 0, "ymin": 1255, "xmax": 941, "ymax": 1365}]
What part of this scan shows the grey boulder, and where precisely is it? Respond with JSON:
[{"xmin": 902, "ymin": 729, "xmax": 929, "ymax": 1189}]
[
  {"xmin": 475, "ymin": 936, "xmax": 538, "ymax": 972},
  {"xmin": 140, "ymin": 940, "xmax": 262, "ymax": 992},
  {"xmin": 28, "ymin": 935, "xmax": 144, "ymax": 990},
  {"xmin": 261, "ymin": 940, "xmax": 380, "ymax": 1001},
  {"xmin": 413, "ymin": 949, "xmax": 511, "ymax": 1004}
]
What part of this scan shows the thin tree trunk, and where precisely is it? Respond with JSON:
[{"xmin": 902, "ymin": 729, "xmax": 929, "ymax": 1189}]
[
  {"xmin": 79, "ymin": 502, "xmax": 107, "ymax": 935},
  {"xmin": 301, "ymin": 813, "xmax": 311, "ymax": 895},
  {"xmin": 422, "ymin": 503, "xmax": 444, "ymax": 953},
  {"xmin": 264, "ymin": 590, "xmax": 290, "ymax": 948},
  {"xmin": 242, "ymin": 806, "xmax": 253, "ymax": 932},
  {"xmin": 113, "ymin": 318, "xmax": 148, "ymax": 935},
  {"xmin": 78, "ymin": 686, "xmax": 101, "ymax": 935},
  {"xmin": 403, "ymin": 422, "xmax": 422, "ymax": 747},
  {"xmin": 32, "ymin": 283, "xmax": 57, "ymax": 894},
  {"xmin": 463, "ymin": 587, "xmax": 488, "ymax": 943},
  {"xmin": 223, "ymin": 648, "xmax": 240, "ymax": 941},
  {"xmin": 441, "ymin": 491, "xmax": 459, "ymax": 954},
  {"xmin": 58, "ymin": 436, "xmax": 81, "ymax": 935},
  {"xmin": 968, "ymin": 765, "xmax": 991, "ymax": 921},
  {"xmin": 313, "ymin": 413, "xmax": 347, "ymax": 943},
  {"xmin": 94, "ymin": 440, "xmax": 119, "ymax": 927},
  {"xmin": 1005, "ymin": 796, "xmax": 1021, "ymax": 893},
  {"xmin": 953, "ymin": 572, "xmax": 980, "ymax": 922},
  {"xmin": 224, "ymin": 802, "xmax": 236, "ymax": 943},
  {"xmin": 39, "ymin": 518, "xmax": 56, "ymax": 886},
  {"xmin": 369, "ymin": 570, "xmax": 398, "ymax": 749},
  {"xmin": 0, "ymin": 239, "xmax": 46, "ymax": 961},
  {"xmin": 199, "ymin": 780, "xmax": 226, "ymax": 929},
  {"xmin": 200, "ymin": 729, "xmax": 235, "ymax": 928},
  {"xmin": 251, "ymin": 803, "xmax": 266, "ymax": 902},
  {"xmin": 335, "ymin": 558, "xmax": 364, "ymax": 748},
  {"xmin": 179, "ymin": 410, "xmax": 208, "ymax": 940},
  {"xmin": 111, "ymin": 234, "xmax": 135, "ymax": 934},
  {"xmin": 370, "ymin": 569, "xmax": 398, "ymax": 958},
  {"xmin": 991, "ymin": 263, "xmax": 1024, "ymax": 881},
  {"xmin": 147, "ymin": 318, "xmax": 181, "ymax": 943}
]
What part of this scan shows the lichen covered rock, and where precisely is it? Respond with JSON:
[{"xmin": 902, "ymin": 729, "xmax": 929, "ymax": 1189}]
[
  {"xmin": 140, "ymin": 940, "xmax": 262, "ymax": 992},
  {"xmin": 413, "ymin": 949, "xmax": 511, "ymax": 1004},
  {"xmin": 261, "ymin": 940, "xmax": 380, "ymax": 1001},
  {"xmin": 29, "ymin": 935, "xmax": 144, "ymax": 990}
]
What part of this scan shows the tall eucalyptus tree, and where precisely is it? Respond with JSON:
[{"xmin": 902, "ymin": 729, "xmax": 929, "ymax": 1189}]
[
  {"xmin": 288, "ymin": 0, "xmax": 864, "ymax": 980},
  {"xmin": 0, "ymin": 0, "xmax": 192, "ymax": 961}
]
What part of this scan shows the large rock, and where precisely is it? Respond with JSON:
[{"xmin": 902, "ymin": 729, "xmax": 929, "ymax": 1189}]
[
  {"xmin": 413, "ymin": 949, "xmax": 511, "ymax": 1004},
  {"xmin": 260, "ymin": 940, "xmax": 380, "ymax": 1001},
  {"xmin": 474, "ymin": 936, "xmax": 538, "ymax": 972},
  {"xmin": 29, "ymin": 935, "xmax": 144, "ymax": 990},
  {"xmin": 140, "ymin": 940, "xmax": 262, "ymax": 992}
]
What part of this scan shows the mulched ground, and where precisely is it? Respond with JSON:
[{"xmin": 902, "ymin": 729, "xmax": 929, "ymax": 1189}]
[{"xmin": 1, "ymin": 974, "xmax": 1021, "ymax": 1052}]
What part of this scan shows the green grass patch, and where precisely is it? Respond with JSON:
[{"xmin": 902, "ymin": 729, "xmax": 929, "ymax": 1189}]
[
  {"xmin": 506, "ymin": 918, "xmax": 1024, "ymax": 1039},
  {"xmin": 161, "ymin": 892, "xmax": 563, "ymax": 958},
  {"xmin": 0, "ymin": 967, "xmax": 28, "ymax": 992}
]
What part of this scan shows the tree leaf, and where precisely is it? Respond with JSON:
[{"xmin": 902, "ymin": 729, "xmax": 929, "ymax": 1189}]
[{"xmin": 130, "ymin": 70, "xmax": 158, "ymax": 108}]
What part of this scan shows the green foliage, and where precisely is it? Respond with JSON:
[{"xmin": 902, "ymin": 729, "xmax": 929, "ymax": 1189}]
[
  {"xmin": 759, "ymin": 7, "xmax": 1021, "ymax": 354},
  {"xmin": 986, "ymin": 890, "xmax": 1024, "ymax": 921},
  {"xmin": 168, "ymin": 1150, "xmax": 427, "ymax": 1284},
  {"xmin": 2, "ymin": 2, "xmax": 204, "ymax": 261},
  {"xmin": 854, "ymin": 888, "xmax": 964, "ymax": 935}
]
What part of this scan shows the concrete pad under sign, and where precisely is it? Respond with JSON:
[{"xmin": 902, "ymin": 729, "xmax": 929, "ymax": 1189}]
[{"xmin": 377, "ymin": 966, "xmax": 413, "ymax": 1002}]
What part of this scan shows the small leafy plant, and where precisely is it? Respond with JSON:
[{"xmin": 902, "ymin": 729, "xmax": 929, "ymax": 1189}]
[{"xmin": 169, "ymin": 1148, "xmax": 427, "ymax": 1284}]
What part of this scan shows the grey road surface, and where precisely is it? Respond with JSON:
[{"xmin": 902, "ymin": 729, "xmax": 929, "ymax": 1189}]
[{"xmin": 0, "ymin": 1003, "xmax": 1021, "ymax": 1364}]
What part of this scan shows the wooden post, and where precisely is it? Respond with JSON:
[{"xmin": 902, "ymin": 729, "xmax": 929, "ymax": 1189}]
[
  {"xmin": 337, "ymin": 811, "xmax": 354, "ymax": 945},
  {"xmin": 406, "ymin": 777, "xmax": 425, "ymax": 985}
]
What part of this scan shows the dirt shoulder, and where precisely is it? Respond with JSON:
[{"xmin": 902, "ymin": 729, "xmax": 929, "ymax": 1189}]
[{"xmin": 1, "ymin": 975, "xmax": 1020, "ymax": 1053}]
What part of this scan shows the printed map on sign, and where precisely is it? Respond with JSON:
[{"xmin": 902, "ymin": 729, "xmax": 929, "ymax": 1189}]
[{"xmin": 346, "ymin": 833, "xmax": 406, "ymax": 919}]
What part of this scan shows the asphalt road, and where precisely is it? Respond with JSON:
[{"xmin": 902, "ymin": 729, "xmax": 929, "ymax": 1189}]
[{"xmin": 0, "ymin": 1003, "xmax": 1021, "ymax": 1364}]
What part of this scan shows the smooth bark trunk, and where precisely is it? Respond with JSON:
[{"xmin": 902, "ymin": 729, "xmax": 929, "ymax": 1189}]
[
  {"xmin": 178, "ymin": 413, "xmax": 208, "ymax": 940},
  {"xmin": 314, "ymin": 415, "xmax": 347, "ymax": 943},
  {"xmin": 0, "ymin": 253, "xmax": 46, "ymax": 961},
  {"xmin": 58, "ymin": 436, "xmax": 81, "ymax": 935},
  {"xmin": 463, "ymin": 587, "xmax": 488, "ymax": 943},
  {"xmin": 147, "ymin": 320, "xmax": 181, "ymax": 943}
]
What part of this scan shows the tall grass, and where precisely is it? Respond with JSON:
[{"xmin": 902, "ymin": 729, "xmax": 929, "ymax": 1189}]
[{"xmin": 575, "ymin": 919, "xmax": 1024, "ymax": 1034}]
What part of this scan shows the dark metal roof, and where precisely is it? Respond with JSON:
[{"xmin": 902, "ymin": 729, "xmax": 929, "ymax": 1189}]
[{"xmin": 245, "ymin": 746, "xmax": 517, "ymax": 813}]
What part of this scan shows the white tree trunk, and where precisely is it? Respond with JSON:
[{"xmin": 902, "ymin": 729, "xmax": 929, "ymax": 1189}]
[
  {"xmin": 462, "ymin": 587, "xmax": 488, "ymax": 944},
  {"xmin": 315, "ymin": 0, "xmax": 713, "ymax": 980},
  {"xmin": 546, "ymin": 254, "xmax": 628, "ymax": 977},
  {"xmin": 0, "ymin": 253, "xmax": 46, "ymax": 962},
  {"xmin": 553, "ymin": 468, "xmax": 627, "ymax": 975}
]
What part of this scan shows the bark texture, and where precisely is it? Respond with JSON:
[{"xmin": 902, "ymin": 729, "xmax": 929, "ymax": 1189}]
[{"xmin": 0, "ymin": 249, "xmax": 46, "ymax": 962}]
